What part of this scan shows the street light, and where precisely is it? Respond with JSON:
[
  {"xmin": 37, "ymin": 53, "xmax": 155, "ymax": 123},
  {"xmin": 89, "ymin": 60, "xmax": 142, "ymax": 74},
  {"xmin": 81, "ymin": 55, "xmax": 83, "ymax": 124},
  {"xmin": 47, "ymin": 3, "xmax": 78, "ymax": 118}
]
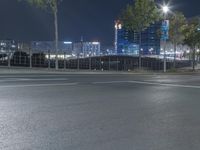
[
  {"xmin": 197, "ymin": 49, "xmax": 200, "ymax": 63},
  {"xmin": 162, "ymin": 5, "xmax": 169, "ymax": 14},
  {"xmin": 161, "ymin": 4, "xmax": 170, "ymax": 73}
]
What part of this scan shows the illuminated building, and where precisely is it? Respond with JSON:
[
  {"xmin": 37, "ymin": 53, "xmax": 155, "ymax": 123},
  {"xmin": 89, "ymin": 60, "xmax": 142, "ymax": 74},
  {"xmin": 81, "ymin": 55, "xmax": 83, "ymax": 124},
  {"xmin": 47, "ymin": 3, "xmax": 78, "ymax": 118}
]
[
  {"xmin": 114, "ymin": 20, "xmax": 161, "ymax": 55},
  {"xmin": 73, "ymin": 41, "xmax": 100, "ymax": 57}
]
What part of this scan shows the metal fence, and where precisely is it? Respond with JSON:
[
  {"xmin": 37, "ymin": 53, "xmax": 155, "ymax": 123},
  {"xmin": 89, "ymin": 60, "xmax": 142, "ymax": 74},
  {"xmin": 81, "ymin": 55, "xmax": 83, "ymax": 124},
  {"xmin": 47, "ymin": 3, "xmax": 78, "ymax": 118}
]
[{"xmin": 0, "ymin": 51, "xmax": 191, "ymax": 71}]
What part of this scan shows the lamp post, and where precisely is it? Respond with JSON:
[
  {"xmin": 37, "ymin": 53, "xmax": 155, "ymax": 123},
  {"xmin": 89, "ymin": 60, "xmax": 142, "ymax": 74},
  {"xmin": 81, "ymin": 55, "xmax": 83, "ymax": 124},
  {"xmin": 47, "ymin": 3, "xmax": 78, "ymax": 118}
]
[
  {"xmin": 197, "ymin": 49, "xmax": 200, "ymax": 63},
  {"xmin": 161, "ymin": 5, "xmax": 169, "ymax": 73}
]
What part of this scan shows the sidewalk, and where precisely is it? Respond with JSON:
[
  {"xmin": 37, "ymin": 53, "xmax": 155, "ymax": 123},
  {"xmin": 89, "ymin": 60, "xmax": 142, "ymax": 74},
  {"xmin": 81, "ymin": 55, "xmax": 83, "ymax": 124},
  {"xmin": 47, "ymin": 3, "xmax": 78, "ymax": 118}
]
[
  {"xmin": 0, "ymin": 66, "xmax": 199, "ymax": 75},
  {"xmin": 177, "ymin": 63, "xmax": 200, "ymax": 72},
  {"xmin": 0, "ymin": 66, "xmax": 142, "ymax": 75}
]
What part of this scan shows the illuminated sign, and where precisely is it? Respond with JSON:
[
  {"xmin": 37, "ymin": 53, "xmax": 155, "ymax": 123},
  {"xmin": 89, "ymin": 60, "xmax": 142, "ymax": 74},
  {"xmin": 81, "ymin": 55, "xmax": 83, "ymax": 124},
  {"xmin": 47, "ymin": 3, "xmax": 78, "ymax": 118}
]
[{"xmin": 161, "ymin": 20, "xmax": 169, "ymax": 40}]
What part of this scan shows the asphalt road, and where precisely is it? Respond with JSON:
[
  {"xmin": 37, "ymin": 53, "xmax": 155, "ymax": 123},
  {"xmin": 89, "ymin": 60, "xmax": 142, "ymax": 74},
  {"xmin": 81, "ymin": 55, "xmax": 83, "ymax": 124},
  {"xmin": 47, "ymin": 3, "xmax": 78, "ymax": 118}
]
[{"xmin": 0, "ymin": 73, "xmax": 200, "ymax": 150}]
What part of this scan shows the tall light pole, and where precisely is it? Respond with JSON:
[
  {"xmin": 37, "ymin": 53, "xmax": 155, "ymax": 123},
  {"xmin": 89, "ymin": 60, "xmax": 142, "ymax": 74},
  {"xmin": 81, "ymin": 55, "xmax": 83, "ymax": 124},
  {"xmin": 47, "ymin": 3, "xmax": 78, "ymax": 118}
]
[{"xmin": 161, "ymin": 5, "xmax": 169, "ymax": 73}]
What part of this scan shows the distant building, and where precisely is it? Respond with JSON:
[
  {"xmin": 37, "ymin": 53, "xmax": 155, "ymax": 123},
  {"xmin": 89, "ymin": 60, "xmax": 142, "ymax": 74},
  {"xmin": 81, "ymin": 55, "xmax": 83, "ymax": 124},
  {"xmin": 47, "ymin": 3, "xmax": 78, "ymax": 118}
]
[
  {"xmin": 160, "ymin": 41, "xmax": 191, "ymax": 59},
  {"xmin": 31, "ymin": 41, "xmax": 73, "ymax": 54},
  {"xmin": 115, "ymin": 20, "xmax": 161, "ymax": 55},
  {"xmin": 101, "ymin": 45, "xmax": 115, "ymax": 55},
  {"xmin": 73, "ymin": 42, "xmax": 100, "ymax": 57},
  {"xmin": 0, "ymin": 39, "xmax": 19, "ymax": 53}
]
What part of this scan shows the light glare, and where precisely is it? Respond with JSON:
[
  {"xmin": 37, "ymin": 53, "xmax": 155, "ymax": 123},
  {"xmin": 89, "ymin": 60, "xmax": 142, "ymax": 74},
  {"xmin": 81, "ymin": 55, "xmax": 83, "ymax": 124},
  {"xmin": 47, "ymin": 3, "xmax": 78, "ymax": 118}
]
[{"xmin": 162, "ymin": 5, "xmax": 169, "ymax": 14}]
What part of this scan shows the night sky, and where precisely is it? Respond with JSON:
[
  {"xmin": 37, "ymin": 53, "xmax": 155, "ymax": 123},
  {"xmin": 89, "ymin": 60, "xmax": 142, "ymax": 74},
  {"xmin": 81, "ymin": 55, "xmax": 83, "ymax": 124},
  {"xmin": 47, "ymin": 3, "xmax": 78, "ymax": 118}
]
[{"xmin": 0, "ymin": 0, "xmax": 199, "ymax": 47}]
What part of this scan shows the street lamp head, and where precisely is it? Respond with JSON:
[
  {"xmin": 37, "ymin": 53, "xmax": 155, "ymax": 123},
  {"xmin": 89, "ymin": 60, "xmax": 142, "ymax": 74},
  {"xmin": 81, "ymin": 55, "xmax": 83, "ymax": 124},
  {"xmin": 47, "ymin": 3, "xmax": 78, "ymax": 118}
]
[{"xmin": 162, "ymin": 5, "xmax": 169, "ymax": 14}]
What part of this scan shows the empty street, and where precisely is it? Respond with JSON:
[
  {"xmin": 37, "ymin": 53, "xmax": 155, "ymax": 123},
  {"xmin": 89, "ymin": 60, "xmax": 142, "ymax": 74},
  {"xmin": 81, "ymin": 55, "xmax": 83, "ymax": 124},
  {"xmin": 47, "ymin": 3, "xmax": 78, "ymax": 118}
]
[{"xmin": 0, "ymin": 73, "xmax": 200, "ymax": 150}]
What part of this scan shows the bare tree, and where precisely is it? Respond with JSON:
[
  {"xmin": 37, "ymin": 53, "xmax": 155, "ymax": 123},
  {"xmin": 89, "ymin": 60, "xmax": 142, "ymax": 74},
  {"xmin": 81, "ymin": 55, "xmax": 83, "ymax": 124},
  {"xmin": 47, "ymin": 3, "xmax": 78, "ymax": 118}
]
[{"xmin": 19, "ymin": 0, "xmax": 62, "ymax": 70}]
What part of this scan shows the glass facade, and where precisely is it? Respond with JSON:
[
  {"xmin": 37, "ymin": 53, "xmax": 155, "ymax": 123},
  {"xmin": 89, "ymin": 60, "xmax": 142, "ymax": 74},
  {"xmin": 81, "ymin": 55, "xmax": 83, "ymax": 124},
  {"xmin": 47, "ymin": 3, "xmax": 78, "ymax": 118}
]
[
  {"xmin": 140, "ymin": 22, "xmax": 161, "ymax": 55},
  {"xmin": 115, "ymin": 21, "xmax": 161, "ymax": 55}
]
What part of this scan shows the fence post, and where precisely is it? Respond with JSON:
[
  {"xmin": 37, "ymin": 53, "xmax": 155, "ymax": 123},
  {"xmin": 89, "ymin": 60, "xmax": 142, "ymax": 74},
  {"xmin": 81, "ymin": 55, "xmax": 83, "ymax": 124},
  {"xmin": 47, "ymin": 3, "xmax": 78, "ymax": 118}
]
[
  {"xmin": 48, "ymin": 50, "xmax": 50, "ymax": 69},
  {"xmin": 77, "ymin": 54, "xmax": 80, "ymax": 70},
  {"xmin": 100, "ymin": 57, "xmax": 101, "ymax": 70},
  {"xmin": 117, "ymin": 56, "xmax": 119, "ymax": 71},
  {"xmin": 19, "ymin": 51, "xmax": 21, "ymax": 65},
  {"xmin": 89, "ymin": 56, "xmax": 92, "ymax": 70},
  {"xmin": 109, "ymin": 56, "xmax": 111, "ymax": 71},
  {"xmin": 64, "ymin": 52, "xmax": 66, "ymax": 69},
  {"xmin": 29, "ymin": 48, "xmax": 32, "ymax": 68},
  {"xmin": 8, "ymin": 49, "xmax": 11, "ymax": 68}
]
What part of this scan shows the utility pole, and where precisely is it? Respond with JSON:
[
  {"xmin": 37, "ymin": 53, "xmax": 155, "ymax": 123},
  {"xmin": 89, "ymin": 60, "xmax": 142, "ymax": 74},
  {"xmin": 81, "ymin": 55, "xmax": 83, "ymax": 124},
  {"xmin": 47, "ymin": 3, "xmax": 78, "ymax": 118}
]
[{"xmin": 54, "ymin": 0, "xmax": 59, "ymax": 70}]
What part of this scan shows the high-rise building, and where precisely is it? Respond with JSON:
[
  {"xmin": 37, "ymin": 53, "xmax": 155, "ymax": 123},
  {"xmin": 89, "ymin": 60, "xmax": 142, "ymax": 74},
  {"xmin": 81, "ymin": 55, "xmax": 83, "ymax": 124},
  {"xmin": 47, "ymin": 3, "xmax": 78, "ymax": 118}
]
[
  {"xmin": 115, "ymin": 20, "xmax": 161, "ymax": 55},
  {"xmin": 115, "ymin": 20, "xmax": 139, "ymax": 55}
]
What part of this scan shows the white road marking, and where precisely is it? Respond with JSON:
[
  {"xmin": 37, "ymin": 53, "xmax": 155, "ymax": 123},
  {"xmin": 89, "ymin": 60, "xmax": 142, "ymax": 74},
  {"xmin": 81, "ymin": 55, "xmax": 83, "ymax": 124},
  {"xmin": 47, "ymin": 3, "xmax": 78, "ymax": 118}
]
[
  {"xmin": 15, "ymin": 78, "xmax": 68, "ymax": 81},
  {"xmin": 0, "ymin": 75, "xmax": 67, "ymax": 78},
  {"xmin": 93, "ymin": 81, "xmax": 132, "ymax": 84},
  {"xmin": 0, "ymin": 82, "xmax": 78, "ymax": 88},
  {"xmin": 0, "ymin": 78, "xmax": 68, "ymax": 82},
  {"xmin": 93, "ymin": 80, "xmax": 200, "ymax": 89}
]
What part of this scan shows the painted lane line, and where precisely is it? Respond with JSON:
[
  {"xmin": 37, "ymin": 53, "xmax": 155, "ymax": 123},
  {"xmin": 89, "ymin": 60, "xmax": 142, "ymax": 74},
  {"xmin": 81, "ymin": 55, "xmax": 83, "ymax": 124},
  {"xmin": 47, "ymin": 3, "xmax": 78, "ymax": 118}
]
[
  {"xmin": 17, "ymin": 78, "xmax": 69, "ymax": 81},
  {"xmin": 129, "ymin": 81, "xmax": 200, "ymax": 89},
  {"xmin": 93, "ymin": 80, "xmax": 200, "ymax": 89},
  {"xmin": 0, "ymin": 78, "xmax": 69, "ymax": 82},
  {"xmin": 93, "ymin": 81, "xmax": 132, "ymax": 84},
  {"xmin": 0, "ymin": 75, "xmax": 68, "ymax": 78},
  {"xmin": 0, "ymin": 82, "xmax": 78, "ymax": 88}
]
